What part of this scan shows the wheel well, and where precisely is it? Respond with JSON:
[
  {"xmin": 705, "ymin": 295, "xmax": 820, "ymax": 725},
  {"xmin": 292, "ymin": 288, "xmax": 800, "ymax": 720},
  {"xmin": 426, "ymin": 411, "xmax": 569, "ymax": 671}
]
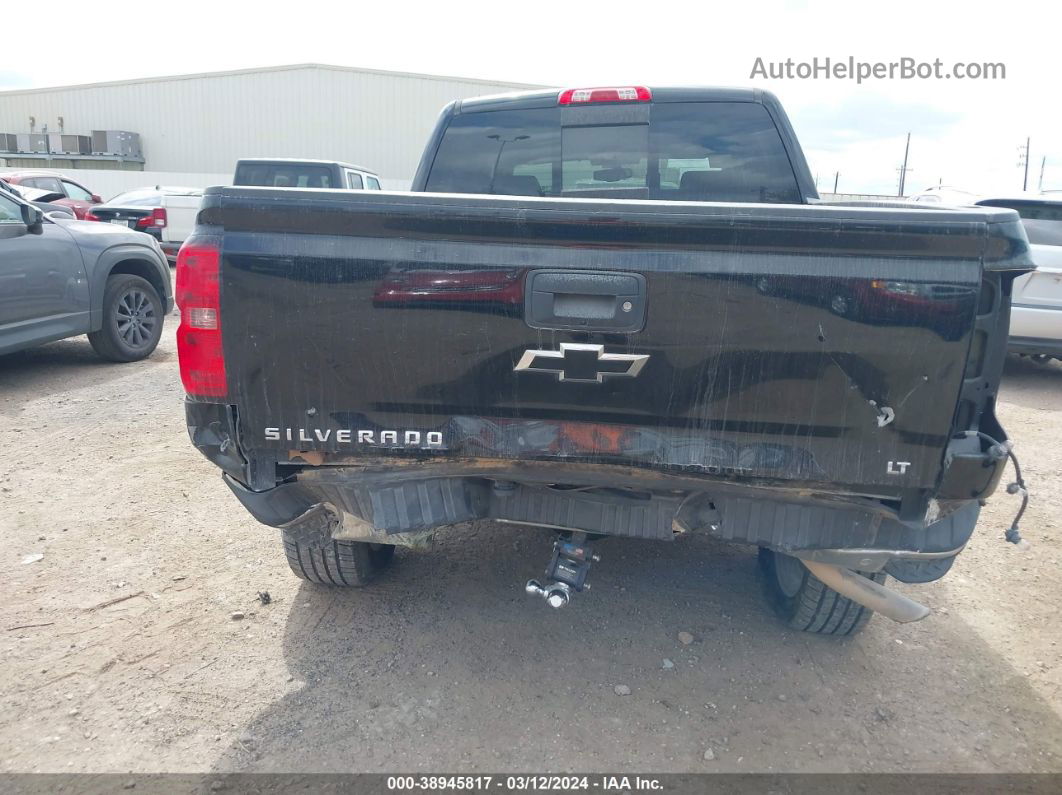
[{"xmin": 107, "ymin": 259, "xmax": 167, "ymax": 305}]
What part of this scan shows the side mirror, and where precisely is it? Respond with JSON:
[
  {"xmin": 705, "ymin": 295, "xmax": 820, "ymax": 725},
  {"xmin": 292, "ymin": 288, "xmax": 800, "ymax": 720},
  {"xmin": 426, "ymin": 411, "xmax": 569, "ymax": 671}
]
[
  {"xmin": 91, "ymin": 194, "xmax": 102, "ymax": 203},
  {"xmin": 21, "ymin": 203, "xmax": 44, "ymax": 234}
]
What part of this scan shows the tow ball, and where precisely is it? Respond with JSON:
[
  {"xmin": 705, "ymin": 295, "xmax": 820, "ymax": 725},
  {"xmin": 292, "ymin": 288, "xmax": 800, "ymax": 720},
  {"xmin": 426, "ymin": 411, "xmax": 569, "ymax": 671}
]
[{"xmin": 526, "ymin": 532, "xmax": 599, "ymax": 609}]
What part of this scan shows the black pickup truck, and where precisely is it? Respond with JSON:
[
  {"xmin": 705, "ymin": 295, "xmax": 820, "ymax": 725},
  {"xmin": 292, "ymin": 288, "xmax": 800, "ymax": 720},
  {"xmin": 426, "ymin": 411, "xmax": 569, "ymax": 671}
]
[{"xmin": 179, "ymin": 86, "xmax": 1032, "ymax": 635}]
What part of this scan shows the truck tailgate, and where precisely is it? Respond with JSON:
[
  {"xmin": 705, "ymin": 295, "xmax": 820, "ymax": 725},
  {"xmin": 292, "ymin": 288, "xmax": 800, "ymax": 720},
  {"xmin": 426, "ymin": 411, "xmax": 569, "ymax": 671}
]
[{"xmin": 207, "ymin": 189, "xmax": 1027, "ymax": 496}]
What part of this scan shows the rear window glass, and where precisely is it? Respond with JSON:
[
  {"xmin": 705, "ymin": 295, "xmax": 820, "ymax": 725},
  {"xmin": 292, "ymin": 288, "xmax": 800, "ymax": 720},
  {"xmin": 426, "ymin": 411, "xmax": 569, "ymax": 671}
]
[
  {"xmin": 978, "ymin": 200, "xmax": 1062, "ymax": 247},
  {"xmin": 425, "ymin": 102, "xmax": 801, "ymax": 203},
  {"xmin": 235, "ymin": 164, "xmax": 335, "ymax": 189},
  {"xmin": 109, "ymin": 190, "xmax": 161, "ymax": 206},
  {"xmin": 27, "ymin": 176, "xmax": 63, "ymax": 193}
]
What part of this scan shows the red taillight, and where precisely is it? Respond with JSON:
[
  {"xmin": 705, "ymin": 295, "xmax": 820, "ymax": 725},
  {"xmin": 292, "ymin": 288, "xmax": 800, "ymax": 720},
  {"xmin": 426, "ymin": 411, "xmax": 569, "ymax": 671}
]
[
  {"xmin": 84, "ymin": 211, "xmax": 101, "ymax": 222},
  {"xmin": 135, "ymin": 207, "xmax": 168, "ymax": 229},
  {"xmin": 176, "ymin": 238, "xmax": 227, "ymax": 398},
  {"xmin": 558, "ymin": 86, "xmax": 652, "ymax": 105}
]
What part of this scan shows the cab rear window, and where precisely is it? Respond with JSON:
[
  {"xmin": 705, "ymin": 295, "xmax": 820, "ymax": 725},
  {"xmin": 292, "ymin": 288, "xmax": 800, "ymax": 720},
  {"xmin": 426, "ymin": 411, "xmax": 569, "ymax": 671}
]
[
  {"xmin": 425, "ymin": 102, "xmax": 801, "ymax": 203},
  {"xmin": 235, "ymin": 164, "xmax": 335, "ymax": 189}
]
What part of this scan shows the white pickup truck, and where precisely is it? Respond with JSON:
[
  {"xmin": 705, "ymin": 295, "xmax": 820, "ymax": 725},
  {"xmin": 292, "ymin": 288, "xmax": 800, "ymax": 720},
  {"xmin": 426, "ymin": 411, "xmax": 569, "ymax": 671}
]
[{"xmin": 89, "ymin": 186, "xmax": 202, "ymax": 264}]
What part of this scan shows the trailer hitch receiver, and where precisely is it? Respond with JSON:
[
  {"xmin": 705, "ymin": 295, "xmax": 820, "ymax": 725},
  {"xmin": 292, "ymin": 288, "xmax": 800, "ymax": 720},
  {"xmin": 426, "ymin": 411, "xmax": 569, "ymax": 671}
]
[{"xmin": 526, "ymin": 532, "xmax": 599, "ymax": 609}]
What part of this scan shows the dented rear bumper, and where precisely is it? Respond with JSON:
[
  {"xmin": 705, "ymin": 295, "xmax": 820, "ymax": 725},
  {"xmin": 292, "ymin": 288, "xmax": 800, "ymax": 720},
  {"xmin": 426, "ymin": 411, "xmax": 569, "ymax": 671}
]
[
  {"xmin": 219, "ymin": 465, "xmax": 981, "ymax": 581},
  {"xmin": 187, "ymin": 398, "xmax": 994, "ymax": 580}
]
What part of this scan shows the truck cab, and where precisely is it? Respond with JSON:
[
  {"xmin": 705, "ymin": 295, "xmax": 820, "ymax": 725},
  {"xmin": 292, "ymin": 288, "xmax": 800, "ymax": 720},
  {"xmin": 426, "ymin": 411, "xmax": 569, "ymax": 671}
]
[{"xmin": 233, "ymin": 158, "xmax": 381, "ymax": 191}]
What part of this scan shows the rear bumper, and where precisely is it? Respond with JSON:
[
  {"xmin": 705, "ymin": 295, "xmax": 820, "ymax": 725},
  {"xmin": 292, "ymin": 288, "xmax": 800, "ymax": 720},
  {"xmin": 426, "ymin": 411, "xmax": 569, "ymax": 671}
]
[
  {"xmin": 160, "ymin": 241, "xmax": 181, "ymax": 264},
  {"xmin": 1009, "ymin": 304, "xmax": 1062, "ymax": 353},
  {"xmin": 220, "ymin": 464, "xmax": 981, "ymax": 577},
  {"xmin": 186, "ymin": 400, "xmax": 990, "ymax": 576},
  {"xmin": 1008, "ymin": 336, "xmax": 1062, "ymax": 356}
]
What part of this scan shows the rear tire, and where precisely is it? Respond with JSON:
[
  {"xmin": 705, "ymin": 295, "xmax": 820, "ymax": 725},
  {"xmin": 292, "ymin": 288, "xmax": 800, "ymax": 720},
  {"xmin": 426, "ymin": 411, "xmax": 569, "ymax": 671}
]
[
  {"xmin": 282, "ymin": 512, "xmax": 395, "ymax": 587},
  {"xmin": 828, "ymin": 292, "xmax": 854, "ymax": 317},
  {"xmin": 88, "ymin": 274, "xmax": 164, "ymax": 362},
  {"xmin": 758, "ymin": 547, "xmax": 884, "ymax": 636}
]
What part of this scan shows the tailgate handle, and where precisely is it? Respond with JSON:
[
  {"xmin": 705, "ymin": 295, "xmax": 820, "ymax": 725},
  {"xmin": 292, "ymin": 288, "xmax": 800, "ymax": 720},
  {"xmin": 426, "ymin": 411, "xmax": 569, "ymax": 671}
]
[{"xmin": 525, "ymin": 270, "xmax": 646, "ymax": 332}]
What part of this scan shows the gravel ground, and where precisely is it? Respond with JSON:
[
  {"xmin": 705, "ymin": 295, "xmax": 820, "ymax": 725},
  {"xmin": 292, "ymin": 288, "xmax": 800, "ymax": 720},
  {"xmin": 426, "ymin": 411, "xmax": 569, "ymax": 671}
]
[{"xmin": 1, "ymin": 319, "xmax": 1060, "ymax": 774}]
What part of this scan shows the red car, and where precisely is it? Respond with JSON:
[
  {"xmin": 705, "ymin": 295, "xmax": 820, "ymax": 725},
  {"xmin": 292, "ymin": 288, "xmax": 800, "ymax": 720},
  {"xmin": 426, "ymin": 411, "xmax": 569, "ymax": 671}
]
[
  {"xmin": 373, "ymin": 268, "xmax": 526, "ymax": 310},
  {"xmin": 0, "ymin": 171, "xmax": 102, "ymax": 219}
]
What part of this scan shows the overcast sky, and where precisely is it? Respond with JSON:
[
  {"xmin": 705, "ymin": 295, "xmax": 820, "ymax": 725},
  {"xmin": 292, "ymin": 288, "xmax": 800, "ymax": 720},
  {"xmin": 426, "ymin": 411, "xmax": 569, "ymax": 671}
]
[{"xmin": 4, "ymin": 0, "xmax": 1057, "ymax": 195}]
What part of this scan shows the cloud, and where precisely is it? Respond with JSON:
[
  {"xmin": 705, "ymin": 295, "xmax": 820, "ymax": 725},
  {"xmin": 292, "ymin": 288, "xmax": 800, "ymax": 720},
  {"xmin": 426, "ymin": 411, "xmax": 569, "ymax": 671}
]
[
  {"xmin": 0, "ymin": 70, "xmax": 32, "ymax": 90},
  {"xmin": 1, "ymin": 1, "xmax": 1055, "ymax": 196},
  {"xmin": 787, "ymin": 92, "xmax": 963, "ymax": 153},
  {"xmin": 779, "ymin": 88, "xmax": 1056, "ymax": 196}
]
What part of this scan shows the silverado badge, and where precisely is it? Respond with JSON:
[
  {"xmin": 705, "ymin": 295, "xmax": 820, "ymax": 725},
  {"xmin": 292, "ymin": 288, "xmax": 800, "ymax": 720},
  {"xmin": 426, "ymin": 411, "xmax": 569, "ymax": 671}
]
[{"xmin": 514, "ymin": 343, "xmax": 649, "ymax": 384}]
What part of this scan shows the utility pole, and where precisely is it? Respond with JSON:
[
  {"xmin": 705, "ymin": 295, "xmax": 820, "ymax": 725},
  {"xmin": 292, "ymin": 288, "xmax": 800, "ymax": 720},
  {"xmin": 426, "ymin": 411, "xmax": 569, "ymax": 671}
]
[
  {"xmin": 897, "ymin": 132, "xmax": 912, "ymax": 197},
  {"xmin": 1039, "ymin": 156, "xmax": 1046, "ymax": 193},
  {"xmin": 896, "ymin": 166, "xmax": 915, "ymax": 196},
  {"xmin": 833, "ymin": 171, "xmax": 839, "ymax": 193},
  {"xmin": 1018, "ymin": 138, "xmax": 1030, "ymax": 191}
]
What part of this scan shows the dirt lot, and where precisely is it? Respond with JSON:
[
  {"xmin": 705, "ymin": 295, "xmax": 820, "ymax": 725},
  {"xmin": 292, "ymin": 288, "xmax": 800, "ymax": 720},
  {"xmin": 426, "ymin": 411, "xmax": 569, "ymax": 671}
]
[{"xmin": 1, "ymin": 319, "xmax": 1061, "ymax": 774}]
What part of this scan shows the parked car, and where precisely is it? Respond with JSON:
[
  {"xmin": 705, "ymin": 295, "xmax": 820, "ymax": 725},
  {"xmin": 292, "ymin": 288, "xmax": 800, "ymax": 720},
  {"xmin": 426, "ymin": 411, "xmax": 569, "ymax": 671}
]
[
  {"xmin": 372, "ymin": 266, "xmax": 526, "ymax": 312},
  {"xmin": 754, "ymin": 271, "xmax": 977, "ymax": 340},
  {"xmin": 0, "ymin": 187, "xmax": 172, "ymax": 361},
  {"xmin": 0, "ymin": 171, "xmax": 102, "ymax": 219},
  {"xmin": 908, "ymin": 185, "xmax": 979, "ymax": 205},
  {"xmin": 179, "ymin": 86, "xmax": 1031, "ymax": 636},
  {"xmin": 975, "ymin": 196, "xmax": 1062, "ymax": 359},
  {"xmin": 89, "ymin": 186, "xmax": 202, "ymax": 264},
  {"xmin": 0, "ymin": 181, "xmax": 76, "ymax": 218},
  {"xmin": 233, "ymin": 158, "xmax": 382, "ymax": 190}
]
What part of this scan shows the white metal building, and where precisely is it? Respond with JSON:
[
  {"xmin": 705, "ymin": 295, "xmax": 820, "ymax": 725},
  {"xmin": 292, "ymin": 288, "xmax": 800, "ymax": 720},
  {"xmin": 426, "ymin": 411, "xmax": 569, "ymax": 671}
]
[{"xmin": 0, "ymin": 63, "xmax": 541, "ymax": 191}]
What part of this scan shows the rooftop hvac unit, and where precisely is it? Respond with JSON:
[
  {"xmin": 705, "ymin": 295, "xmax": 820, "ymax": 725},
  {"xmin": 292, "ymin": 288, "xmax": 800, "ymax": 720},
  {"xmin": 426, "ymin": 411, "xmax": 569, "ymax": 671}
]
[
  {"xmin": 16, "ymin": 133, "xmax": 49, "ymax": 153},
  {"xmin": 47, "ymin": 133, "xmax": 92, "ymax": 154},
  {"xmin": 0, "ymin": 134, "xmax": 17, "ymax": 153},
  {"xmin": 91, "ymin": 130, "xmax": 142, "ymax": 158}
]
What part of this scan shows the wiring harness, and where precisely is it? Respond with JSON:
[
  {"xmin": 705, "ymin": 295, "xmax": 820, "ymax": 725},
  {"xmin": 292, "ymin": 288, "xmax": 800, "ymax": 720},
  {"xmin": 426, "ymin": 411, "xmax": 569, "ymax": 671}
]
[{"xmin": 965, "ymin": 431, "xmax": 1029, "ymax": 545}]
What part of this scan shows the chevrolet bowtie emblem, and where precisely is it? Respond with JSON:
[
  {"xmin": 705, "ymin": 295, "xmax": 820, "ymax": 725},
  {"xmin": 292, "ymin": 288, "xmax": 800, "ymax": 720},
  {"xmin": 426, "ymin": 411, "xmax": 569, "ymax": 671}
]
[{"xmin": 514, "ymin": 343, "xmax": 649, "ymax": 383}]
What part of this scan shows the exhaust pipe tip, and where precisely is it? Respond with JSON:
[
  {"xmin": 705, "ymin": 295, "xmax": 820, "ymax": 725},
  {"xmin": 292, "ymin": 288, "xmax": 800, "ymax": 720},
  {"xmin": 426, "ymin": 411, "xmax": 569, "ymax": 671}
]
[{"xmin": 801, "ymin": 559, "xmax": 931, "ymax": 624}]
